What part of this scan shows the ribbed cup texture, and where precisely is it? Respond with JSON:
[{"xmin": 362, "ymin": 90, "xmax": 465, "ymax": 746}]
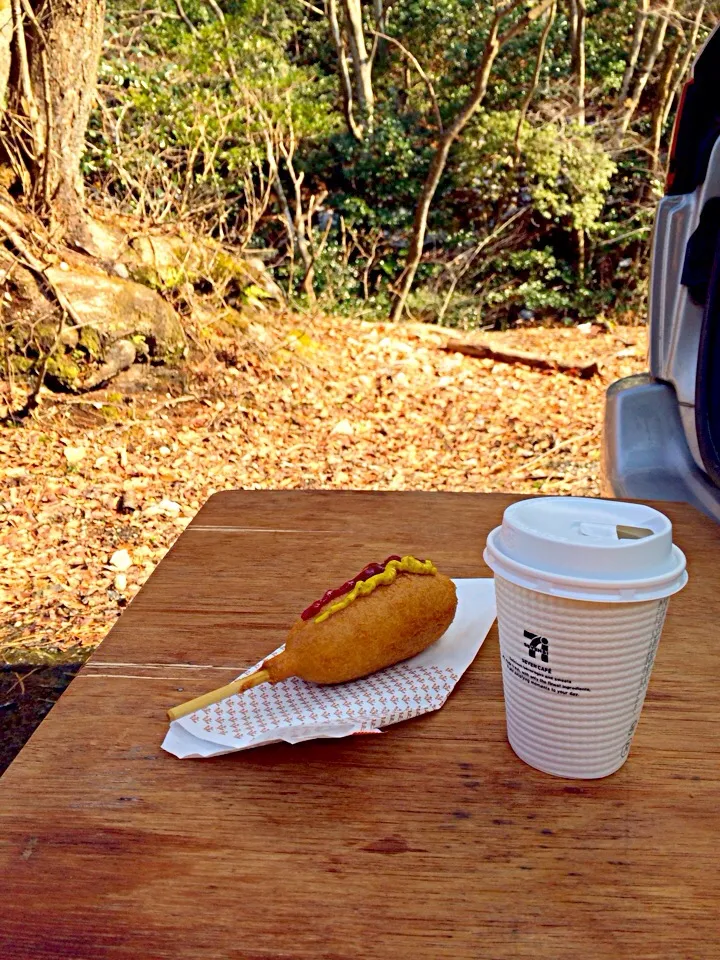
[{"xmin": 495, "ymin": 576, "xmax": 668, "ymax": 779}]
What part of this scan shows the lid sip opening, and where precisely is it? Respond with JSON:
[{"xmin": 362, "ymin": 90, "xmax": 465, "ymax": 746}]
[
  {"xmin": 484, "ymin": 497, "xmax": 688, "ymax": 603},
  {"xmin": 616, "ymin": 525, "xmax": 654, "ymax": 540},
  {"xmin": 578, "ymin": 522, "xmax": 655, "ymax": 541}
]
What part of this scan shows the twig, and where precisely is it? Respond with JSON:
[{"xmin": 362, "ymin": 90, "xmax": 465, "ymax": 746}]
[
  {"xmin": 296, "ymin": 0, "xmax": 325, "ymax": 13},
  {"xmin": 17, "ymin": 304, "xmax": 66, "ymax": 417},
  {"xmin": 0, "ymin": 219, "xmax": 85, "ymax": 329},
  {"xmin": 0, "ymin": 219, "xmax": 94, "ymax": 418},
  {"xmin": 510, "ymin": 427, "xmax": 600, "ymax": 477},
  {"xmin": 513, "ymin": 0, "xmax": 556, "ymax": 163},
  {"xmin": 16, "ymin": 0, "xmax": 54, "ymax": 209},
  {"xmin": 172, "ymin": 0, "xmax": 197, "ymax": 33},
  {"xmin": 204, "ymin": 0, "xmax": 226, "ymax": 22},
  {"xmin": 436, "ymin": 209, "xmax": 525, "ymax": 323},
  {"xmin": 147, "ymin": 394, "xmax": 198, "ymax": 414},
  {"xmin": 370, "ymin": 30, "xmax": 443, "ymax": 131}
]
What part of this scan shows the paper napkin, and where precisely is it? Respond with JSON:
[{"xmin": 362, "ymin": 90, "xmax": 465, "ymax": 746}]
[{"xmin": 162, "ymin": 578, "xmax": 496, "ymax": 759}]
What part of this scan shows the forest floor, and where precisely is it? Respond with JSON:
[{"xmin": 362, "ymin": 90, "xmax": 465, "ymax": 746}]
[{"xmin": 0, "ymin": 312, "xmax": 647, "ymax": 663}]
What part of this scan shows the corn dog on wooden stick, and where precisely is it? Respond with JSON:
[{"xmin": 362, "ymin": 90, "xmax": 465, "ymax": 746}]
[
  {"xmin": 167, "ymin": 670, "xmax": 270, "ymax": 720},
  {"xmin": 167, "ymin": 555, "xmax": 457, "ymax": 721}
]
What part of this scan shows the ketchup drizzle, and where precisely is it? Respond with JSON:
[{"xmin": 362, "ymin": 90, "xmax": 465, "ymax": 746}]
[{"xmin": 300, "ymin": 555, "xmax": 404, "ymax": 621}]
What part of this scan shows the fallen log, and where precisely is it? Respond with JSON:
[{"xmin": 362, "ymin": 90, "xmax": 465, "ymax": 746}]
[{"xmin": 440, "ymin": 340, "xmax": 600, "ymax": 379}]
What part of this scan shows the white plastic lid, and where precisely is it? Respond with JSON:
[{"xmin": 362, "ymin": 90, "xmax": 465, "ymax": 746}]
[{"xmin": 484, "ymin": 497, "xmax": 688, "ymax": 602}]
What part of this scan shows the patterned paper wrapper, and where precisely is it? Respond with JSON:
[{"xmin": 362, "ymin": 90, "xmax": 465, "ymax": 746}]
[{"xmin": 162, "ymin": 578, "xmax": 496, "ymax": 759}]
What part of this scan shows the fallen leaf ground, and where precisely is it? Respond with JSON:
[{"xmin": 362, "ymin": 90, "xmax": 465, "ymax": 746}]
[{"xmin": 0, "ymin": 314, "xmax": 647, "ymax": 662}]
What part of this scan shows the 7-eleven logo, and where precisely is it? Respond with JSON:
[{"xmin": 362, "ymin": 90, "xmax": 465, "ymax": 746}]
[{"xmin": 523, "ymin": 630, "xmax": 549, "ymax": 663}]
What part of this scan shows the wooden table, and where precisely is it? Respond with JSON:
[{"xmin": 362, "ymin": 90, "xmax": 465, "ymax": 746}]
[{"xmin": 0, "ymin": 491, "xmax": 718, "ymax": 959}]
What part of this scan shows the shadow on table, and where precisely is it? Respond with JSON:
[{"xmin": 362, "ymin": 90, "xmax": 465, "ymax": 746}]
[{"xmin": 0, "ymin": 662, "xmax": 84, "ymax": 775}]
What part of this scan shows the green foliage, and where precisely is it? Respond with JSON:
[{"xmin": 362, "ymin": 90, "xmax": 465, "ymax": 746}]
[
  {"xmin": 523, "ymin": 125, "xmax": 617, "ymax": 233},
  {"xmin": 86, "ymin": 0, "xmax": 336, "ymax": 238},
  {"xmin": 457, "ymin": 111, "xmax": 616, "ymax": 235},
  {"xmin": 88, "ymin": 0, "xmax": 704, "ymax": 325}
]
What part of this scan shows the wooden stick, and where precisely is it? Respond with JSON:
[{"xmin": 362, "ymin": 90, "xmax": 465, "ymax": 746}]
[{"xmin": 167, "ymin": 669, "xmax": 271, "ymax": 721}]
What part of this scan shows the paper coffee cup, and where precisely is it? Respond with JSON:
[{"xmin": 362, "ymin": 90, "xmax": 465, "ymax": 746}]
[{"xmin": 484, "ymin": 497, "xmax": 687, "ymax": 779}]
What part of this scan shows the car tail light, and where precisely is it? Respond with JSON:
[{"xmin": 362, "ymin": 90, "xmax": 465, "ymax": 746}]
[
  {"xmin": 665, "ymin": 27, "xmax": 720, "ymax": 197},
  {"xmin": 666, "ymin": 81, "xmax": 692, "ymax": 194}
]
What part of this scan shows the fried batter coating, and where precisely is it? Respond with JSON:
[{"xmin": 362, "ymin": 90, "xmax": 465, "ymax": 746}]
[{"xmin": 265, "ymin": 571, "xmax": 458, "ymax": 685}]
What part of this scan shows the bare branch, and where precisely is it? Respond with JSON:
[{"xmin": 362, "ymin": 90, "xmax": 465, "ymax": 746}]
[
  {"xmin": 436, "ymin": 209, "xmax": 525, "ymax": 323},
  {"xmin": 172, "ymin": 0, "xmax": 197, "ymax": 34},
  {"xmin": 296, "ymin": 0, "xmax": 325, "ymax": 14},
  {"xmin": 662, "ymin": 0, "xmax": 706, "ymax": 127},
  {"xmin": 619, "ymin": 0, "xmax": 649, "ymax": 101},
  {"xmin": 371, "ymin": 30, "xmax": 443, "ymax": 131},
  {"xmin": 571, "ymin": 0, "xmax": 586, "ymax": 126},
  {"xmin": 204, "ymin": 0, "xmax": 226, "ymax": 23},
  {"xmin": 390, "ymin": 0, "xmax": 555, "ymax": 320},
  {"xmin": 620, "ymin": 1, "xmax": 676, "ymax": 137},
  {"xmin": 513, "ymin": 0, "xmax": 556, "ymax": 161}
]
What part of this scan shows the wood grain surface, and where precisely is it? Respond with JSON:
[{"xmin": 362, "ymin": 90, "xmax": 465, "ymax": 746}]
[{"xmin": 0, "ymin": 491, "xmax": 718, "ymax": 959}]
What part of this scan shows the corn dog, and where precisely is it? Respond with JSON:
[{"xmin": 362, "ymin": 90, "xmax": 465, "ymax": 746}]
[{"xmin": 168, "ymin": 555, "xmax": 457, "ymax": 720}]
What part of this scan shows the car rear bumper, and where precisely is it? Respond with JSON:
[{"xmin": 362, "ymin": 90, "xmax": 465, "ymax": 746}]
[{"xmin": 603, "ymin": 374, "xmax": 720, "ymax": 521}]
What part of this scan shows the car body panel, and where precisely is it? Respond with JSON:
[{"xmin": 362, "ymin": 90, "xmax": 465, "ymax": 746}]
[
  {"xmin": 603, "ymin": 376, "xmax": 720, "ymax": 520},
  {"xmin": 604, "ymin": 24, "xmax": 720, "ymax": 518}
]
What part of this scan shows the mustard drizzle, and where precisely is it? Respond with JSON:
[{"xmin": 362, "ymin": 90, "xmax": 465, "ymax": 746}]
[{"xmin": 314, "ymin": 555, "xmax": 437, "ymax": 623}]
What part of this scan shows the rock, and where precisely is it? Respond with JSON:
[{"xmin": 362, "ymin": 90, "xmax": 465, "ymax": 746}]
[
  {"xmin": 79, "ymin": 326, "xmax": 102, "ymax": 358},
  {"xmin": 74, "ymin": 217, "xmax": 128, "ymax": 261},
  {"xmin": 211, "ymin": 250, "xmax": 283, "ymax": 303},
  {"xmin": 80, "ymin": 340, "xmax": 137, "ymax": 391},
  {"xmin": 125, "ymin": 232, "xmax": 282, "ymax": 307},
  {"xmin": 144, "ymin": 498, "xmax": 181, "ymax": 517},
  {"xmin": 63, "ymin": 446, "xmax": 86, "ymax": 466},
  {"xmin": 128, "ymin": 235, "xmax": 191, "ymax": 289},
  {"xmin": 114, "ymin": 573, "xmax": 127, "ymax": 592},
  {"xmin": 331, "ymin": 419, "xmax": 354, "ymax": 437},
  {"xmin": 0, "ymin": 251, "xmax": 52, "ymax": 324},
  {"xmin": 44, "ymin": 262, "xmax": 185, "ymax": 365},
  {"xmin": 243, "ymin": 257, "xmax": 283, "ymax": 301},
  {"xmin": 117, "ymin": 491, "xmax": 138, "ymax": 514},
  {"xmin": 46, "ymin": 354, "xmax": 81, "ymax": 387},
  {"xmin": 111, "ymin": 262, "xmax": 130, "ymax": 280},
  {"xmin": 59, "ymin": 326, "xmax": 79, "ymax": 349},
  {"xmin": 109, "ymin": 549, "xmax": 132, "ymax": 572}
]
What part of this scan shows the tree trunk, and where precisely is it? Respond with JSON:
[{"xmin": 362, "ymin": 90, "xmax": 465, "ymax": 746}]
[
  {"xmin": 341, "ymin": 0, "xmax": 374, "ymax": 133},
  {"xmin": 572, "ymin": 0, "xmax": 586, "ymax": 125},
  {"xmin": 389, "ymin": 0, "xmax": 553, "ymax": 322},
  {"xmin": 567, "ymin": 0, "xmax": 578, "ymax": 69},
  {"xmin": 662, "ymin": 0, "xmax": 706, "ymax": 128},
  {"xmin": 619, "ymin": 0, "xmax": 649, "ymax": 102},
  {"xmin": 2, "ymin": 0, "xmax": 105, "ymax": 235},
  {"xmin": 650, "ymin": 34, "xmax": 681, "ymax": 170},
  {"xmin": 0, "ymin": 0, "xmax": 11, "ymax": 110},
  {"xmin": 619, "ymin": 2, "xmax": 674, "ymax": 137},
  {"xmin": 371, "ymin": 0, "xmax": 386, "ymax": 65},
  {"xmin": 327, "ymin": 0, "xmax": 362, "ymax": 141}
]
